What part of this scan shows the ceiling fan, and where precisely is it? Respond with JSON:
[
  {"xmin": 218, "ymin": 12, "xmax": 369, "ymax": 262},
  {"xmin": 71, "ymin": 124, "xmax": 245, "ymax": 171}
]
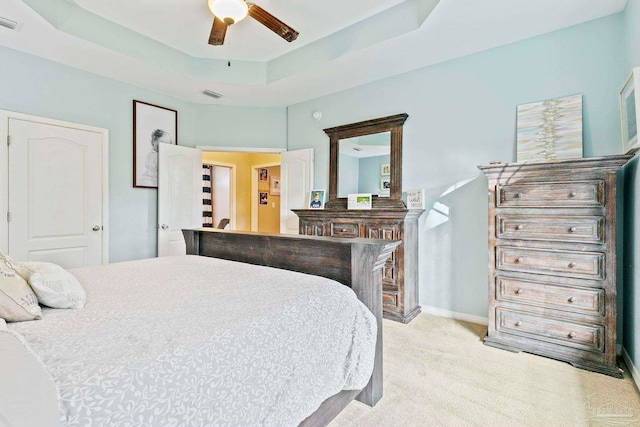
[{"xmin": 207, "ymin": 0, "xmax": 299, "ymax": 46}]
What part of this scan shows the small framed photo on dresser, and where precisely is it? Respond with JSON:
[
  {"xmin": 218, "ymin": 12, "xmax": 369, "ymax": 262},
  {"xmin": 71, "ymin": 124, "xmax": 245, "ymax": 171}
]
[{"xmin": 309, "ymin": 190, "xmax": 325, "ymax": 209}]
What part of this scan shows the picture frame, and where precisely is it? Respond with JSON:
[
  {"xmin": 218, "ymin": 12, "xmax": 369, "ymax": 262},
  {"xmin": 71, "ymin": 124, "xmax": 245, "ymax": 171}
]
[
  {"xmin": 347, "ymin": 193, "xmax": 372, "ymax": 210},
  {"xmin": 270, "ymin": 176, "xmax": 281, "ymax": 195},
  {"xmin": 620, "ymin": 68, "xmax": 640, "ymax": 154},
  {"xmin": 309, "ymin": 190, "xmax": 325, "ymax": 209},
  {"xmin": 404, "ymin": 189, "xmax": 426, "ymax": 210},
  {"xmin": 133, "ymin": 100, "xmax": 177, "ymax": 188},
  {"xmin": 381, "ymin": 163, "xmax": 391, "ymax": 176},
  {"xmin": 380, "ymin": 177, "xmax": 391, "ymax": 191},
  {"xmin": 259, "ymin": 168, "xmax": 269, "ymax": 182},
  {"xmin": 259, "ymin": 192, "xmax": 269, "ymax": 206}
]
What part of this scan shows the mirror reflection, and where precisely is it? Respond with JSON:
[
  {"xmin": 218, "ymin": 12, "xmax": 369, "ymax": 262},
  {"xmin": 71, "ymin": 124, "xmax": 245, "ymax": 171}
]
[{"xmin": 338, "ymin": 131, "xmax": 391, "ymax": 198}]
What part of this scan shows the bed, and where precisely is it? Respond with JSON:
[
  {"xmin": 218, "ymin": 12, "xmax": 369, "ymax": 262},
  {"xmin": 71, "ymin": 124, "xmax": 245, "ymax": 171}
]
[{"xmin": 2, "ymin": 229, "xmax": 399, "ymax": 426}]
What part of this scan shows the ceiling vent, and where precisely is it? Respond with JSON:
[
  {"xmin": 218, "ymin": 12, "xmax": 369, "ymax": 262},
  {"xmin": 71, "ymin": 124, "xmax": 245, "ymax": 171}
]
[
  {"xmin": 202, "ymin": 90, "xmax": 223, "ymax": 99},
  {"xmin": 0, "ymin": 17, "xmax": 22, "ymax": 31}
]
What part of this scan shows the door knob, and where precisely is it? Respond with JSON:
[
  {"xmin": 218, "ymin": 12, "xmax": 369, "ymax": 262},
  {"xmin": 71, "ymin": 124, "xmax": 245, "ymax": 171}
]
[
  {"xmin": 92, "ymin": 225, "xmax": 101, "ymax": 231},
  {"xmin": 161, "ymin": 224, "xmax": 169, "ymax": 230}
]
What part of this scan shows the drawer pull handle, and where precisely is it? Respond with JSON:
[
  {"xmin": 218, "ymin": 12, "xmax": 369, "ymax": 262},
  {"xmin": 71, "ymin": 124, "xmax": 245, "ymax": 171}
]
[
  {"xmin": 568, "ymin": 262, "xmax": 576, "ymax": 268},
  {"xmin": 515, "ymin": 288, "xmax": 524, "ymax": 295},
  {"xmin": 339, "ymin": 228, "xmax": 346, "ymax": 232},
  {"xmin": 568, "ymin": 331, "xmax": 577, "ymax": 339},
  {"xmin": 515, "ymin": 225, "xmax": 524, "ymax": 230},
  {"xmin": 514, "ymin": 193, "xmax": 522, "ymax": 199},
  {"xmin": 515, "ymin": 320, "xmax": 522, "ymax": 327},
  {"xmin": 569, "ymin": 226, "xmax": 577, "ymax": 232},
  {"xmin": 515, "ymin": 257, "xmax": 523, "ymax": 263},
  {"xmin": 569, "ymin": 191, "xmax": 577, "ymax": 198},
  {"xmin": 569, "ymin": 296, "xmax": 577, "ymax": 303}
]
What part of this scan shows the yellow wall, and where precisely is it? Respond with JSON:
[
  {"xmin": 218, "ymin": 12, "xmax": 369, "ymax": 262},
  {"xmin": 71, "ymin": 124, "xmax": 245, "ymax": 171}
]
[{"xmin": 201, "ymin": 152, "xmax": 280, "ymax": 232}]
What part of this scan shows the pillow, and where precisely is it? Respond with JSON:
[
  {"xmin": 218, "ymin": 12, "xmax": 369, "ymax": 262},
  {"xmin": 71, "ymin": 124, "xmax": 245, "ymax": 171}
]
[
  {"xmin": 14, "ymin": 262, "xmax": 86, "ymax": 309},
  {"xmin": 0, "ymin": 329, "xmax": 62, "ymax": 427},
  {"xmin": 0, "ymin": 254, "xmax": 42, "ymax": 322}
]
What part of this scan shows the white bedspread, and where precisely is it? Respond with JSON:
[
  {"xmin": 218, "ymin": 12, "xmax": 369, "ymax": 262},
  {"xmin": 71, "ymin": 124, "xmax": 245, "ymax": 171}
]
[{"xmin": 8, "ymin": 255, "xmax": 376, "ymax": 427}]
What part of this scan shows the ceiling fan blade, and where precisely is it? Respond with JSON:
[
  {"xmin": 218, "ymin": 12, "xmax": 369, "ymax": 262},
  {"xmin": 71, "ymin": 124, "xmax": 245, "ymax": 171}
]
[
  {"xmin": 247, "ymin": 3, "xmax": 299, "ymax": 42},
  {"xmin": 208, "ymin": 16, "xmax": 227, "ymax": 46}
]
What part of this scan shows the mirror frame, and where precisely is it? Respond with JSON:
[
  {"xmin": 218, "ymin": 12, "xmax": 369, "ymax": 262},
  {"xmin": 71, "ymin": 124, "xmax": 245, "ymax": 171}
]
[{"xmin": 324, "ymin": 113, "xmax": 409, "ymax": 209}]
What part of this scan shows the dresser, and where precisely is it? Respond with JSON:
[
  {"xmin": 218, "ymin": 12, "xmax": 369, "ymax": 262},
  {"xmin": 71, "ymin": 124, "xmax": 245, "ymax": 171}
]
[
  {"xmin": 294, "ymin": 208, "xmax": 424, "ymax": 323},
  {"xmin": 479, "ymin": 155, "xmax": 632, "ymax": 377}
]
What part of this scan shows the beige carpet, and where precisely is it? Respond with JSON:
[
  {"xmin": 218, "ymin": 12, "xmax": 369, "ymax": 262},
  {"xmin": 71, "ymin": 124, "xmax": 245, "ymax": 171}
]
[{"xmin": 331, "ymin": 314, "xmax": 640, "ymax": 426}]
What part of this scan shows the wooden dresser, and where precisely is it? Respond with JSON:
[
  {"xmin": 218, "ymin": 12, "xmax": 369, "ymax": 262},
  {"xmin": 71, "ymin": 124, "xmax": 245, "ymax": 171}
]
[
  {"xmin": 294, "ymin": 208, "xmax": 423, "ymax": 323},
  {"xmin": 479, "ymin": 155, "xmax": 632, "ymax": 377}
]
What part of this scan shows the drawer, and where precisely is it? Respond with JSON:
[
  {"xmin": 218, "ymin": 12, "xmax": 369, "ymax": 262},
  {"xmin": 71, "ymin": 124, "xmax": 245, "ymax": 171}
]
[
  {"xmin": 330, "ymin": 223, "xmax": 359, "ymax": 238},
  {"xmin": 383, "ymin": 290, "xmax": 397, "ymax": 308},
  {"xmin": 496, "ymin": 308, "xmax": 604, "ymax": 352},
  {"xmin": 301, "ymin": 222, "xmax": 325, "ymax": 236},
  {"xmin": 497, "ymin": 277, "xmax": 604, "ymax": 315},
  {"xmin": 497, "ymin": 247, "xmax": 604, "ymax": 280},
  {"xmin": 497, "ymin": 181, "xmax": 605, "ymax": 208},
  {"xmin": 497, "ymin": 215, "xmax": 604, "ymax": 244}
]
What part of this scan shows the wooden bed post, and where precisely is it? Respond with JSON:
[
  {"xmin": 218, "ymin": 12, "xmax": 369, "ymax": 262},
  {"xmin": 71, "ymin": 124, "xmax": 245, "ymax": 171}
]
[{"xmin": 183, "ymin": 229, "xmax": 399, "ymax": 410}]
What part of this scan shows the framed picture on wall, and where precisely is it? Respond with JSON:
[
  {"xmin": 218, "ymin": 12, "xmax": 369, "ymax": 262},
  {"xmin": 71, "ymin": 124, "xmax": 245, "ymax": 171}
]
[
  {"xmin": 133, "ymin": 100, "xmax": 177, "ymax": 188},
  {"xmin": 381, "ymin": 163, "xmax": 390, "ymax": 176},
  {"xmin": 270, "ymin": 176, "xmax": 281, "ymax": 195},
  {"xmin": 259, "ymin": 192, "xmax": 268, "ymax": 206},
  {"xmin": 259, "ymin": 168, "xmax": 269, "ymax": 182},
  {"xmin": 620, "ymin": 68, "xmax": 640, "ymax": 154}
]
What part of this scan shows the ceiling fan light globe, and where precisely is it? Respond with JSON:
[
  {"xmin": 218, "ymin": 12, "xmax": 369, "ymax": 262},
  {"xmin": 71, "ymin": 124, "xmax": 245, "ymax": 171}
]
[{"xmin": 208, "ymin": 0, "xmax": 248, "ymax": 25}]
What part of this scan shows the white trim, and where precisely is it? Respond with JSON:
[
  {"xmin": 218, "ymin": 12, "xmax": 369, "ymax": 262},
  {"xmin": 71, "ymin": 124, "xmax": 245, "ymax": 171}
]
[
  {"xmin": 198, "ymin": 145, "xmax": 285, "ymax": 153},
  {"xmin": 420, "ymin": 305, "xmax": 489, "ymax": 326},
  {"xmin": 251, "ymin": 161, "xmax": 280, "ymax": 232},
  {"xmin": 202, "ymin": 160, "xmax": 237, "ymax": 230},
  {"xmin": 0, "ymin": 109, "xmax": 109, "ymax": 264},
  {"xmin": 623, "ymin": 347, "xmax": 640, "ymax": 391}
]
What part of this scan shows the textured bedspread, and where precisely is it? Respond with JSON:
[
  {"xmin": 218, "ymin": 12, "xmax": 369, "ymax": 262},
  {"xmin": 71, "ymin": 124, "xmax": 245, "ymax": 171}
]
[{"xmin": 8, "ymin": 255, "xmax": 377, "ymax": 427}]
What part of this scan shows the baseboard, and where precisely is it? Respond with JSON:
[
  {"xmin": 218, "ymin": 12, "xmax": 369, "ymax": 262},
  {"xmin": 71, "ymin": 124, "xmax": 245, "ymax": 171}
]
[
  {"xmin": 622, "ymin": 347, "xmax": 640, "ymax": 392},
  {"xmin": 420, "ymin": 305, "xmax": 488, "ymax": 326}
]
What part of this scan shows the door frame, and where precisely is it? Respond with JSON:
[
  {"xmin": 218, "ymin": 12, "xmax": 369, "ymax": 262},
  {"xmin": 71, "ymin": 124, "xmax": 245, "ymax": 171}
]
[
  {"xmin": 251, "ymin": 161, "xmax": 281, "ymax": 232},
  {"xmin": 0, "ymin": 110, "xmax": 110, "ymax": 262},
  {"xmin": 202, "ymin": 160, "xmax": 237, "ymax": 230}
]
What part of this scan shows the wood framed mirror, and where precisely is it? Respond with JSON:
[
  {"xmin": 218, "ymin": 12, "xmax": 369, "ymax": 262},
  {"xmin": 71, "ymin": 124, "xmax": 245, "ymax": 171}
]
[{"xmin": 324, "ymin": 113, "xmax": 408, "ymax": 209}]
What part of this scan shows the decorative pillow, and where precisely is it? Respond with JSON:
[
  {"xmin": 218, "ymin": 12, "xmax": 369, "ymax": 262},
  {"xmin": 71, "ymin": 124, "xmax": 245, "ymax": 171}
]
[
  {"xmin": 0, "ymin": 253, "xmax": 42, "ymax": 322},
  {"xmin": 14, "ymin": 262, "xmax": 86, "ymax": 309}
]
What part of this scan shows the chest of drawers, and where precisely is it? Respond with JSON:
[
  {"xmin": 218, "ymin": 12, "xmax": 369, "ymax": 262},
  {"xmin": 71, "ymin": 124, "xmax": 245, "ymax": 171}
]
[
  {"xmin": 293, "ymin": 208, "xmax": 423, "ymax": 323},
  {"xmin": 479, "ymin": 155, "xmax": 632, "ymax": 377}
]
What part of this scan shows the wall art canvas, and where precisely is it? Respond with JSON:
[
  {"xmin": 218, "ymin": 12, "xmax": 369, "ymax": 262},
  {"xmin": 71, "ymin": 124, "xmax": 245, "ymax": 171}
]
[
  {"xmin": 620, "ymin": 68, "xmax": 640, "ymax": 154},
  {"xmin": 516, "ymin": 94, "xmax": 583, "ymax": 162},
  {"xmin": 133, "ymin": 100, "xmax": 177, "ymax": 188}
]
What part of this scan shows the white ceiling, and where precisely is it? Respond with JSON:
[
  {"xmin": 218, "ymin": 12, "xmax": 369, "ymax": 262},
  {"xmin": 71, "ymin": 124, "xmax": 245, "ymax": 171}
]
[{"xmin": 0, "ymin": 0, "xmax": 628, "ymax": 107}]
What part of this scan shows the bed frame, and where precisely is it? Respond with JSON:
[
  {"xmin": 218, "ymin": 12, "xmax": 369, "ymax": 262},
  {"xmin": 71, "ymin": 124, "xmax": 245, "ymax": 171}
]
[{"xmin": 183, "ymin": 228, "xmax": 400, "ymax": 425}]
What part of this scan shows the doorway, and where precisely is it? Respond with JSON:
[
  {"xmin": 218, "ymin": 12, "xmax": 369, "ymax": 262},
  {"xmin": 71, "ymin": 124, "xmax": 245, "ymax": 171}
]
[
  {"xmin": 0, "ymin": 111, "xmax": 109, "ymax": 268},
  {"xmin": 202, "ymin": 161, "xmax": 235, "ymax": 230}
]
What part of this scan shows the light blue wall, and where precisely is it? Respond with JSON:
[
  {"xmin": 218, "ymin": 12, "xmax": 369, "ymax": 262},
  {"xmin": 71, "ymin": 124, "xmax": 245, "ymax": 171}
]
[
  {"xmin": 288, "ymin": 13, "xmax": 625, "ymax": 317},
  {"xmin": 623, "ymin": 0, "xmax": 640, "ymax": 375},
  {"xmin": 358, "ymin": 155, "xmax": 390, "ymax": 194},
  {"xmin": 338, "ymin": 154, "xmax": 359, "ymax": 195},
  {"xmin": 0, "ymin": 45, "xmax": 286, "ymax": 262}
]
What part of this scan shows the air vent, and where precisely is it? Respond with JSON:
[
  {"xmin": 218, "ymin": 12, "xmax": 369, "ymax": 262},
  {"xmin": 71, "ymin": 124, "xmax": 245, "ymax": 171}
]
[
  {"xmin": 0, "ymin": 17, "xmax": 21, "ymax": 31},
  {"xmin": 202, "ymin": 90, "xmax": 223, "ymax": 99}
]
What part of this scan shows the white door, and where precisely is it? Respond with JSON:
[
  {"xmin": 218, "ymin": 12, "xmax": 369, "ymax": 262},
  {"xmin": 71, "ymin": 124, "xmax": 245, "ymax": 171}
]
[
  {"xmin": 8, "ymin": 118, "xmax": 107, "ymax": 268},
  {"xmin": 280, "ymin": 148, "xmax": 314, "ymax": 234},
  {"xmin": 158, "ymin": 144, "xmax": 202, "ymax": 256}
]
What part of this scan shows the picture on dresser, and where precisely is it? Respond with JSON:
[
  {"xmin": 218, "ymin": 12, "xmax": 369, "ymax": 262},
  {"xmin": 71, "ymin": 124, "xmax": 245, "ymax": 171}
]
[
  {"xmin": 516, "ymin": 94, "xmax": 583, "ymax": 162},
  {"xmin": 620, "ymin": 68, "xmax": 640, "ymax": 154},
  {"xmin": 309, "ymin": 190, "xmax": 325, "ymax": 209}
]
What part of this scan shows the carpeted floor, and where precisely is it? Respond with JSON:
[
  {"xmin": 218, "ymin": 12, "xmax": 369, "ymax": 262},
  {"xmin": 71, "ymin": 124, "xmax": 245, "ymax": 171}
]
[{"xmin": 331, "ymin": 313, "xmax": 640, "ymax": 426}]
